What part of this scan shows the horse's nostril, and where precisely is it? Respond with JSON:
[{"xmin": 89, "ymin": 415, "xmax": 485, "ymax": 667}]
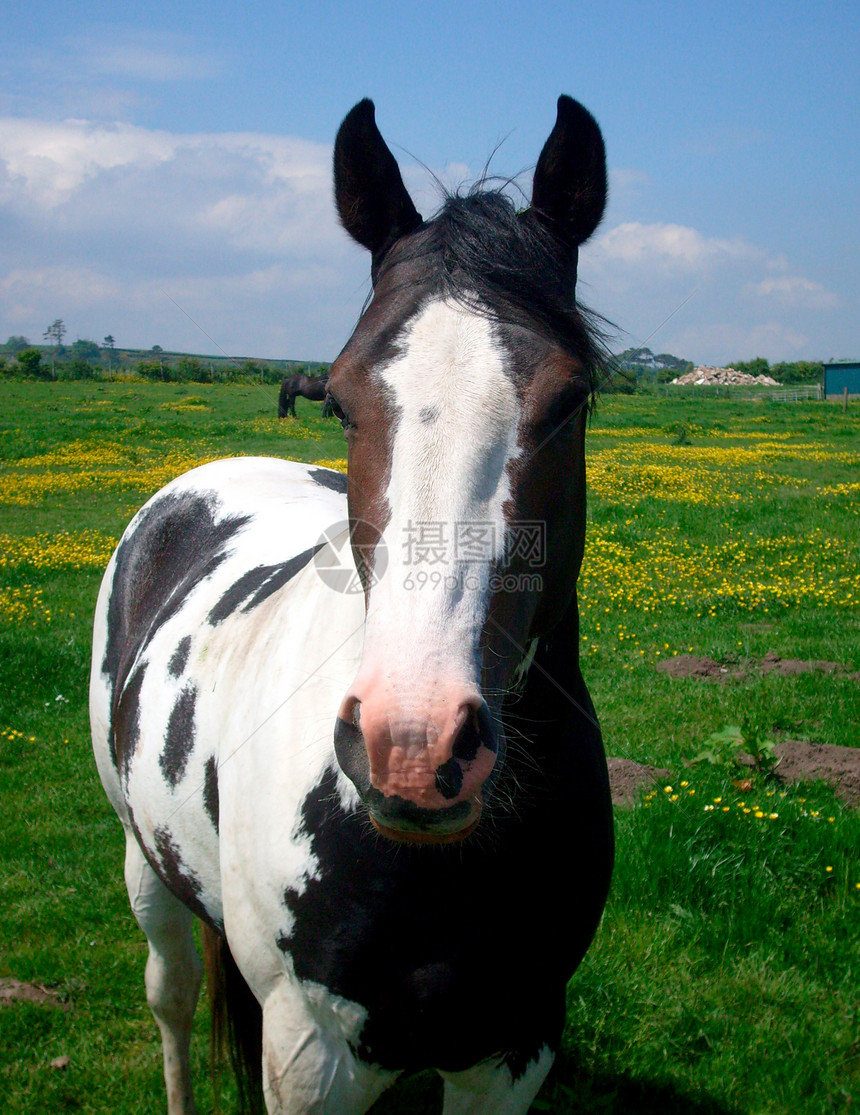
[
  {"xmin": 451, "ymin": 710, "xmax": 481, "ymax": 762},
  {"xmin": 334, "ymin": 700, "xmax": 370, "ymax": 797},
  {"xmin": 352, "ymin": 700, "xmax": 361, "ymax": 728},
  {"xmin": 452, "ymin": 701, "xmax": 497, "ymax": 761}
]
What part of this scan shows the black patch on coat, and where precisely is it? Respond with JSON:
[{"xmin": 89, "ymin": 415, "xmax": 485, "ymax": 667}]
[
  {"xmin": 102, "ymin": 490, "xmax": 250, "ymax": 768},
  {"xmin": 112, "ymin": 661, "xmax": 147, "ymax": 775},
  {"xmin": 309, "ymin": 467, "xmax": 348, "ymax": 493},
  {"xmin": 168, "ymin": 636, "xmax": 192, "ymax": 678},
  {"xmin": 152, "ymin": 826, "xmax": 211, "ymax": 924},
  {"xmin": 160, "ymin": 685, "xmax": 198, "ymax": 788},
  {"xmin": 418, "ymin": 405, "xmax": 439, "ymax": 425},
  {"xmin": 208, "ymin": 544, "xmax": 324, "ymax": 625},
  {"xmin": 203, "ymin": 755, "xmax": 219, "ymax": 833}
]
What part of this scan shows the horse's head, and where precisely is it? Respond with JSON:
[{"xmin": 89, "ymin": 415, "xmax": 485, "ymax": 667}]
[{"xmin": 328, "ymin": 97, "xmax": 606, "ymax": 842}]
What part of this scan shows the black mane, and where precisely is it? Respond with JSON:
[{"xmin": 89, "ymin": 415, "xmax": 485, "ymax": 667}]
[{"xmin": 378, "ymin": 189, "xmax": 610, "ymax": 398}]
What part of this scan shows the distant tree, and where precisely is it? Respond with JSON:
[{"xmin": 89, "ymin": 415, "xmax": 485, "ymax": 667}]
[
  {"xmin": 63, "ymin": 357, "xmax": 97, "ymax": 380},
  {"xmin": 43, "ymin": 318, "xmax": 66, "ymax": 347},
  {"xmin": 136, "ymin": 360, "xmax": 163, "ymax": 381},
  {"xmin": 770, "ymin": 360, "xmax": 823, "ymax": 385},
  {"xmin": 3, "ymin": 335, "xmax": 30, "ymax": 353},
  {"xmin": 42, "ymin": 319, "xmax": 67, "ymax": 379},
  {"xmin": 732, "ymin": 356, "xmax": 770, "ymax": 377},
  {"xmin": 654, "ymin": 352, "xmax": 689, "ymax": 371},
  {"xmin": 70, "ymin": 338, "xmax": 100, "ymax": 362},
  {"xmin": 16, "ymin": 348, "xmax": 45, "ymax": 378},
  {"xmin": 604, "ymin": 367, "xmax": 636, "ymax": 394},
  {"xmin": 176, "ymin": 356, "xmax": 205, "ymax": 382},
  {"xmin": 615, "ymin": 346, "xmax": 690, "ymax": 374},
  {"xmin": 103, "ymin": 334, "xmax": 116, "ymax": 372},
  {"xmin": 151, "ymin": 344, "xmax": 163, "ymax": 354}
]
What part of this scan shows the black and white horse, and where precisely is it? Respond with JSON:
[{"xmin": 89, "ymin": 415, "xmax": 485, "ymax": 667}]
[
  {"xmin": 91, "ymin": 96, "xmax": 613, "ymax": 1114},
  {"xmin": 278, "ymin": 372, "xmax": 331, "ymax": 418}
]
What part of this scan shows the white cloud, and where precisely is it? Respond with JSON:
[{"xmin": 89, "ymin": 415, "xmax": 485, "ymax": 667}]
[
  {"xmin": 588, "ymin": 221, "xmax": 759, "ymax": 274},
  {"xmin": 749, "ymin": 275, "xmax": 841, "ymax": 310},
  {"xmin": 0, "ymin": 119, "xmax": 177, "ymax": 204},
  {"xmin": 0, "ymin": 119, "xmax": 333, "ymax": 218},
  {"xmin": 578, "ymin": 218, "xmax": 842, "ymax": 364}
]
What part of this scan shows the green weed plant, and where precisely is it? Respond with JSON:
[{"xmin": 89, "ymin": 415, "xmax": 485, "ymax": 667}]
[{"xmin": 692, "ymin": 720, "xmax": 779, "ymax": 776}]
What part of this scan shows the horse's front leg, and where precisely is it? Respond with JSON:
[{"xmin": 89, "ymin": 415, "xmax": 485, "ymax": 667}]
[
  {"xmin": 439, "ymin": 1047, "xmax": 554, "ymax": 1115},
  {"xmin": 260, "ymin": 980, "xmax": 399, "ymax": 1114},
  {"xmin": 124, "ymin": 832, "xmax": 203, "ymax": 1115}
]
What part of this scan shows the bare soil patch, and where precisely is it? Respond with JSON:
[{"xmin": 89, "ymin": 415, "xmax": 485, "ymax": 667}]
[
  {"xmin": 608, "ymin": 742, "xmax": 860, "ymax": 808},
  {"xmin": 657, "ymin": 655, "xmax": 730, "ymax": 680},
  {"xmin": 657, "ymin": 654, "xmax": 858, "ymax": 682},
  {"xmin": 746, "ymin": 741, "xmax": 860, "ymax": 808},
  {"xmin": 757, "ymin": 652, "xmax": 849, "ymax": 677},
  {"xmin": 607, "ymin": 758, "xmax": 669, "ymax": 805},
  {"xmin": 0, "ymin": 978, "xmax": 64, "ymax": 1008}
]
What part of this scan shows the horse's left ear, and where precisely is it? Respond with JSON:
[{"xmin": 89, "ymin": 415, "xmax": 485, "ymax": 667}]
[
  {"xmin": 334, "ymin": 99, "xmax": 423, "ymax": 270},
  {"xmin": 530, "ymin": 95, "xmax": 607, "ymax": 249}
]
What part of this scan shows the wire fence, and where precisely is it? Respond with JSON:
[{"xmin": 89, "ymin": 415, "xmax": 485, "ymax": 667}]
[{"xmin": 648, "ymin": 383, "xmax": 823, "ymax": 403}]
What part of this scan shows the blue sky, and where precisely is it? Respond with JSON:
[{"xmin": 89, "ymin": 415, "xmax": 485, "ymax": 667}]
[{"xmin": 1, "ymin": 1, "xmax": 857, "ymax": 364}]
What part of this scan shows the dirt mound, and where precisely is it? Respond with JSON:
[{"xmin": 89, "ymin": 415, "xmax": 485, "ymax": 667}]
[
  {"xmin": 0, "ymin": 979, "xmax": 64, "ymax": 1008},
  {"xmin": 770, "ymin": 741, "xmax": 860, "ymax": 807},
  {"xmin": 758, "ymin": 651, "xmax": 847, "ymax": 677},
  {"xmin": 657, "ymin": 655, "xmax": 730, "ymax": 679},
  {"xmin": 607, "ymin": 757, "xmax": 669, "ymax": 805},
  {"xmin": 608, "ymin": 742, "xmax": 860, "ymax": 809},
  {"xmin": 657, "ymin": 654, "xmax": 857, "ymax": 682}
]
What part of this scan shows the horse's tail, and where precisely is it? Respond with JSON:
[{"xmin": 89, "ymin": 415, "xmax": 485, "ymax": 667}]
[{"xmin": 202, "ymin": 923, "xmax": 264, "ymax": 1114}]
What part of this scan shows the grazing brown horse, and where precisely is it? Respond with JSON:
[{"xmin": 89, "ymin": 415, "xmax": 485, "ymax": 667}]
[
  {"xmin": 91, "ymin": 94, "xmax": 613, "ymax": 1113},
  {"xmin": 278, "ymin": 372, "xmax": 331, "ymax": 417}
]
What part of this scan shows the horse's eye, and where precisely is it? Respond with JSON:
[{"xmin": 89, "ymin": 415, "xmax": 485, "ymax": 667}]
[
  {"xmin": 543, "ymin": 385, "xmax": 588, "ymax": 432},
  {"xmin": 327, "ymin": 394, "xmax": 350, "ymax": 428}
]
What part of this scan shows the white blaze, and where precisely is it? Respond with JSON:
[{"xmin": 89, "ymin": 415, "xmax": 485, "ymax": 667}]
[{"xmin": 360, "ymin": 296, "xmax": 520, "ymax": 695}]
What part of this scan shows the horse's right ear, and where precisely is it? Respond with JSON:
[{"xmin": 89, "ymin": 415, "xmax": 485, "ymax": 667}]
[{"xmin": 334, "ymin": 99, "xmax": 423, "ymax": 269}]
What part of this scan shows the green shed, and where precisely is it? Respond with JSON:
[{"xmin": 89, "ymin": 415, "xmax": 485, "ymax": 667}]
[{"xmin": 823, "ymin": 361, "xmax": 860, "ymax": 400}]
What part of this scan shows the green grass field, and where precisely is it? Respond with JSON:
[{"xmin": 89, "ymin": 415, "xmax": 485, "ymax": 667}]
[{"xmin": 1, "ymin": 380, "xmax": 858, "ymax": 1113}]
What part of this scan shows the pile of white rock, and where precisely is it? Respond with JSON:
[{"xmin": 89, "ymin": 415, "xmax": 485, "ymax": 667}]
[{"xmin": 670, "ymin": 366, "xmax": 782, "ymax": 386}]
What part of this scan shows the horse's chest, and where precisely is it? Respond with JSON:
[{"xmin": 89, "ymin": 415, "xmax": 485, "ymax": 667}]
[{"xmin": 269, "ymin": 768, "xmax": 572, "ymax": 1072}]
